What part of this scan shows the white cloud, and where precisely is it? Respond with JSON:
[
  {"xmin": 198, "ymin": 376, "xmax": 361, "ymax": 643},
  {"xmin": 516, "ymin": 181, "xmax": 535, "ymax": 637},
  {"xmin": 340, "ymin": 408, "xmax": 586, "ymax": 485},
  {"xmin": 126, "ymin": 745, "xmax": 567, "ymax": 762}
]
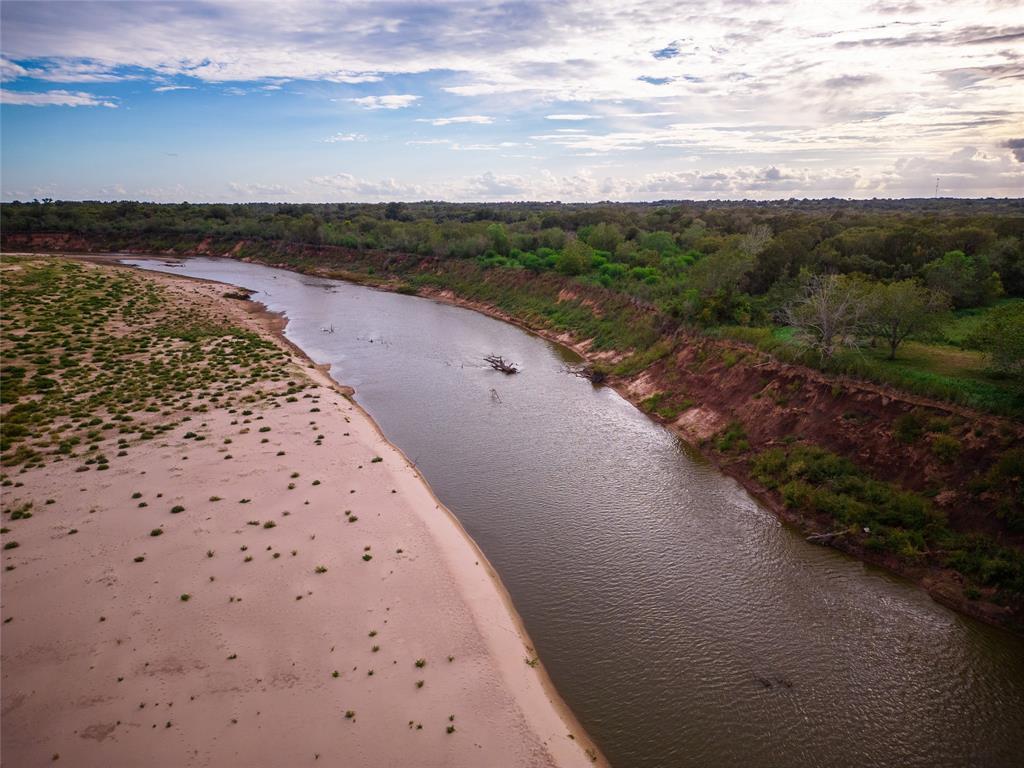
[
  {"xmin": 0, "ymin": 89, "xmax": 117, "ymax": 107},
  {"xmin": 309, "ymin": 173, "xmax": 424, "ymax": 199},
  {"xmin": 322, "ymin": 132, "xmax": 367, "ymax": 143},
  {"xmin": 0, "ymin": 57, "xmax": 28, "ymax": 82},
  {"xmin": 416, "ymin": 115, "xmax": 494, "ymax": 126},
  {"xmin": 227, "ymin": 181, "xmax": 295, "ymax": 197},
  {"xmin": 347, "ymin": 94, "xmax": 419, "ymax": 110},
  {"xmin": 153, "ymin": 85, "xmax": 194, "ymax": 92},
  {"xmin": 545, "ymin": 114, "xmax": 595, "ymax": 121}
]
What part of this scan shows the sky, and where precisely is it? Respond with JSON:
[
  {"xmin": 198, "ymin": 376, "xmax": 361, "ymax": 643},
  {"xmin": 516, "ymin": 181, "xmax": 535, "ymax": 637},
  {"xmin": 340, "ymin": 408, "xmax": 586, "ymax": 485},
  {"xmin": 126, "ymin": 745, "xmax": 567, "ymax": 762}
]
[{"xmin": 0, "ymin": 0, "xmax": 1022, "ymax": 202}]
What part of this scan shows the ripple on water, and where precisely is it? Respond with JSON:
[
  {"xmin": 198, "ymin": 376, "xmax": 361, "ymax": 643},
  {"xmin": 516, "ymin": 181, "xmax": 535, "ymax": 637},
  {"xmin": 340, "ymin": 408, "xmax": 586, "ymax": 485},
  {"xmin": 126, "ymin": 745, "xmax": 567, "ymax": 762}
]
[{"xmin": 128, "ymin": 257, "xmax": 1024, "ymax": 768}]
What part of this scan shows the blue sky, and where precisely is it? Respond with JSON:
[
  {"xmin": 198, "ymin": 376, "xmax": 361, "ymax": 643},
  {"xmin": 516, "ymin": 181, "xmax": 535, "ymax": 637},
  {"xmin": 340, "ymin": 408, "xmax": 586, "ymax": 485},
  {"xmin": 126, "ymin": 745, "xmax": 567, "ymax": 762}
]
[{"xmin": 1, "ymin": 0, "xmax": 1022, "ymax": 202}]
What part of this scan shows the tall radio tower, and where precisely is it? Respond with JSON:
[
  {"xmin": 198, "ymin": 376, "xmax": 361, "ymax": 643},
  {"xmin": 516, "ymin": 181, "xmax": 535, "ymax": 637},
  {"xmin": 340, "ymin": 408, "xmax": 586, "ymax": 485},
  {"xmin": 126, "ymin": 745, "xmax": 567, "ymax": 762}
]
[{"xmin": 935, "ymin": 177, "xmax": 940, "ymax": 197}]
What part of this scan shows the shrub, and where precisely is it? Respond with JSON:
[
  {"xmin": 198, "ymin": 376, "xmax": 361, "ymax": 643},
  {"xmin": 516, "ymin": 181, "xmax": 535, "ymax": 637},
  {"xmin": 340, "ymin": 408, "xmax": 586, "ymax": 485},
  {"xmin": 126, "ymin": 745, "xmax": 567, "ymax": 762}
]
[
  {"xmin": 930, "ymin": 434, "xmax": 962, "ymax": 463},
  {"xmin": 893, "ymin": 411, "xmax": 926, "ymax": 444},
  {"xmin": 715, "ymin": 420, "xmax": 749, "ymax": 453}
]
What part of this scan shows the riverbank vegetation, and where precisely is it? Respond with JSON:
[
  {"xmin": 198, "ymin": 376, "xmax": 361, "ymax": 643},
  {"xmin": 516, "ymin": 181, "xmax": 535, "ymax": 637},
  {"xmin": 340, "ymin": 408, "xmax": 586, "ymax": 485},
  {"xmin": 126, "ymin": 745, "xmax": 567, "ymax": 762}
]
[
  {"xmin": 3, "ymin": 199, "xmax": 1022, "ymax": 625},
  {"xmin": 752, "ymin": 443, "xmax": 1024, "ymax": 603},
  {"xmin": 0, "ymin": 257, "xmax": 291, "ymax": 473}
]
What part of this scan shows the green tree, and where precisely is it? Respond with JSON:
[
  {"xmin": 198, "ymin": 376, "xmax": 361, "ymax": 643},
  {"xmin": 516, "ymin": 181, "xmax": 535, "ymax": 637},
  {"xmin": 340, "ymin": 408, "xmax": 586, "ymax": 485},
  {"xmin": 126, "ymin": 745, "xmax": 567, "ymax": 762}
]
[
  {"xmin": 923, "ymin": 250, "xmax": 1003, "ymax": 308},
  {"xmin": 586, "ymin": 222, "xmax": 622, "ymax": 253},
  {"xmin": 537, "ymin": 227, "xmax": 567, "ymax": 251},
  {"xmin": 687, "ymin": 226, "xmax": 771, "ymax": 323},
  {"xmin": 967, "ymin": 302, "xmax": 1024, "ymax": 379},
  {"xmin": 557, "ymin": 238, "xmax": 594, "ymax": 276},
  {"xmin": 486, "ymin": 223, "xmax": 510, "ymax": 256},
  {"xmin": 867, "ymin": 280, "xmax": 950, "ymax": 359},
  {"xmin": 638, "ymin": 230, "xmax": 677, "ymax": 256}
]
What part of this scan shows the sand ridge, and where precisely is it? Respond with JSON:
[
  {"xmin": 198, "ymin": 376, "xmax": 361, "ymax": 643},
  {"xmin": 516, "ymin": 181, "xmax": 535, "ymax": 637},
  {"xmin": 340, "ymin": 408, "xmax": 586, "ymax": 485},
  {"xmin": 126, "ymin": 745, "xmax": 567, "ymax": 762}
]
[{"xmin": 1, "ymin": 258, "xmax": 602, "ymax": 767}]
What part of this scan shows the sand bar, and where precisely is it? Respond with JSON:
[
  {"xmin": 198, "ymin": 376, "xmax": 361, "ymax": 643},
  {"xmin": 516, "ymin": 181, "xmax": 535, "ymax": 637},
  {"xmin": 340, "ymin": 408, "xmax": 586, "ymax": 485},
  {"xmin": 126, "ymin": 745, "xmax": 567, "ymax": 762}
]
[{"xmin": 0, "ymin": 256, "xmax": 602, "ymax": 767}]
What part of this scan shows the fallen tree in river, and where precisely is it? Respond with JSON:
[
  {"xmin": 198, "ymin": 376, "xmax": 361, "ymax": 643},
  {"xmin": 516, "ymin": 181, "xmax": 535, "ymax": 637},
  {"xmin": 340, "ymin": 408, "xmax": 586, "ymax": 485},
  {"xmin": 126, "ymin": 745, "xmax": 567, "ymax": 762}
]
[{"xmin": 485, "ymin": 355, "xmax": 519, "ymax": 374}]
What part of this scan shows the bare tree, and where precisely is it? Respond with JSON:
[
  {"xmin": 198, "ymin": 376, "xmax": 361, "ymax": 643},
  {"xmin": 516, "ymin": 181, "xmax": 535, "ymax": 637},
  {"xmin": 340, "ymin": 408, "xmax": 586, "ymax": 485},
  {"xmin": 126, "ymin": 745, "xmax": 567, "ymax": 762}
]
[{"xmin": 784, "ymin": 274, "xmax": 870, "ymax": 360}]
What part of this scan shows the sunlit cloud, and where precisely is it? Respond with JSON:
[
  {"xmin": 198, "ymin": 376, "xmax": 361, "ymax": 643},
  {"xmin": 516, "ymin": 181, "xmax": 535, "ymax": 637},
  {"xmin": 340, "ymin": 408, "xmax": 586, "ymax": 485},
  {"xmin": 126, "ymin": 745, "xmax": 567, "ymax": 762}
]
[
  {"xmin": 323, "ymin": 132, "xmax": 367, "ymax": 143},
  {"xmin": 1, "ymin": 89, "xmax": 117, "ymax": 107},
  {"xmin": 348, "ymin": 94, "xmax": 420, "ymax": 110},
  {"xmin": 416, "ymin": 115, "xmax": 494, "ymax": 126}
]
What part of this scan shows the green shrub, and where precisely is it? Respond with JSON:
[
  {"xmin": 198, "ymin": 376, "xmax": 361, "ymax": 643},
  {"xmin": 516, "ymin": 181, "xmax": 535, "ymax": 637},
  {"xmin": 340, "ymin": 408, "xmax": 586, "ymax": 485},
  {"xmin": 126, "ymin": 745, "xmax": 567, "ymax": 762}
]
[
  {"xmin": 893, "ymin": 411, "xmax": 927, "ymax": 444},
  {"xmin": 715, "ymin": 420, "xmax": 749, "ymax": 452},
  {"xmin": 930, "ymin": 434, "xmax": 962, "ymax": 462}
]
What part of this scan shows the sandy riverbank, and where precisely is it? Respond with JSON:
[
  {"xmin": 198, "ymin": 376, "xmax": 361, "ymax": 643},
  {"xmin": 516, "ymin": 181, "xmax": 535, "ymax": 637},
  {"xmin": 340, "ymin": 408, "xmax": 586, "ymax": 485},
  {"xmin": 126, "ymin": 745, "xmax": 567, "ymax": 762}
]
[{"xmin": 1, "ymin": 257, "xmax": 603, "ymax": 767}]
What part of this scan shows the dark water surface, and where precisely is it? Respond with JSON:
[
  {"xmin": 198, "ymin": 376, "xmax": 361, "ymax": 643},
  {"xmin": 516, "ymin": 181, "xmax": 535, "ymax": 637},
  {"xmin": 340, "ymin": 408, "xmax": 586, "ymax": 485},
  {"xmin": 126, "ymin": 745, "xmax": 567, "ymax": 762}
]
[{"xmin": 129, "ymin": 257, "xmax": 1024, "ymax": 768}]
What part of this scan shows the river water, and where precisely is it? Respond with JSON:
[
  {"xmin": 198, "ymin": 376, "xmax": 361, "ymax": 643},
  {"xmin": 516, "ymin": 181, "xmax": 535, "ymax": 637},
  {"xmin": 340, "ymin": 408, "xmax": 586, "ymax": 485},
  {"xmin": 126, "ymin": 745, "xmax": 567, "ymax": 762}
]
[{"xmin": 127, "ymin": 257, "xmax": 1024, "ymax": 768}]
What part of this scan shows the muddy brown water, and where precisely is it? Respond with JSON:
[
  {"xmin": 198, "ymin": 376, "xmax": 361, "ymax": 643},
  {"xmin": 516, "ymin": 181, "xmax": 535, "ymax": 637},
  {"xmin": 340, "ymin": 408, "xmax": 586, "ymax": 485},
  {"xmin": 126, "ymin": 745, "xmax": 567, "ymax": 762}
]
[{"xmin": 128, "ymin": 257, "xmax": 1024, "ymax": 768}]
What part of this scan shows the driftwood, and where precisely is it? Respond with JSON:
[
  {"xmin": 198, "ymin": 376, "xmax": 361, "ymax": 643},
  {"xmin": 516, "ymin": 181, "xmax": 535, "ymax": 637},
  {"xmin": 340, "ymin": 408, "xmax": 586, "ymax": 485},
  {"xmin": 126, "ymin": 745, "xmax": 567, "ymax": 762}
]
[
  {"xmin": 484, "ymin": 355, "xmax": 519, "ymax": 374},
  {"xmin": 563, "ymin": 363, "xmax": 607, "ymax": 384}
]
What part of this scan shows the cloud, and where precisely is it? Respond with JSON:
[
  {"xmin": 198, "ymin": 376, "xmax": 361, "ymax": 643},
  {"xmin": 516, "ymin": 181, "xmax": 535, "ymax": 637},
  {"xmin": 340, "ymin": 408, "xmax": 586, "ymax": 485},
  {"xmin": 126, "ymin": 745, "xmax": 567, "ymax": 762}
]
[
  {"xmin": 348, "ymin": 94, "xmax": 419, "ymax": 110},
  {"xmin": 227, "ymin": 181, "xmax": 295, "ymax": 197},
  {"xmin": 7, "ymin": 58, "xmax": 137, "ymax": 83},
  {"xmin": 309, "ymin": 173, "xmax": 424, "ymax": 199},
  {"xmin": 322, "ymin": 132, "xmax": 367, "ymax": 143},
  {"xmin": 1, "ymin": 57, "xmax": 29, "ymax": 82},
  {"xmin": 835, "ymin": 24, "xmax": 1024, "ymax": 48},
  {"xmin": 866, "ymin": 145, "xmax": 1024, "ymax": 194},
  {"xmin": 545, "ymin": 114, "xmax": 594, "ymax": 121},
  {"xmin": 823, "ymin": 74, "xmax": 883, "ymax": 89},
  {"xmin": 323, "ymin": 72, "xmax": 382, "ymax": 84},
  {"xmin": 869, "ymin": 1, "xmax": 925, "ymax": 12},
  {"xmin": 0, "ymin": 89, "xmax": 117, "ymax": 107},
  {"xmin": 153, "ymin": 85, "xmax": 194, "ymax": 92},
  {"xmin": 406, "ymin": 138, "xmax": 522, "ymax": 151},
  {"xmin": 1004, "ymin": 138, "xmax": 1024, "ymax": 163},
  {"xmin": 416, "ymin": 115, "xmax": 494, "ymax": 126}
]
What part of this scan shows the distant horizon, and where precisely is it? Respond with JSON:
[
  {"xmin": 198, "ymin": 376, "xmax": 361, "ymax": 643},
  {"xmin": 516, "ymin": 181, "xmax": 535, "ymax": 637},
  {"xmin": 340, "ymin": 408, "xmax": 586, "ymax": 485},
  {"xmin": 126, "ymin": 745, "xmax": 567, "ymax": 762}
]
[
  {"xmin": 2, "ymin": 1, "xmax": 1022, "ymax": 201},
  {"xmin": 3, "ymin": 196, "xmax": 1023, "ymax": 206}
]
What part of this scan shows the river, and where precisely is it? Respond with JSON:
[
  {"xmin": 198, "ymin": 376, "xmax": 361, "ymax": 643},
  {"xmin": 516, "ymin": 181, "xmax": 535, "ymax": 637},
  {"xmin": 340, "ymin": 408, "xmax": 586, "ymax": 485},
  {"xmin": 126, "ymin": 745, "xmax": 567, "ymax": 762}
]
[{"xmin": 127, "ymin": 256, "xmax": 1024, "ymax": 768}]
